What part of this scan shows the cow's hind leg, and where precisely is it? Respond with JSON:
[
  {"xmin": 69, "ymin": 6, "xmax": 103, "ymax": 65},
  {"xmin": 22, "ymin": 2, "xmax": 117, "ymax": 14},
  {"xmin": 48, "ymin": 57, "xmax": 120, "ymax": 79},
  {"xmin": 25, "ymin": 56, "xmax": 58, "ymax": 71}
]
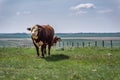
[
  {"xmin": 48, "ymin": 44, "xmax": 51, "ymax": 56},
  {"xmin": 41, "ymin": 45, "xmax": 44, "ymax": 57},
  {"xmin": 44, "ymin": 45, "xmax": 46, "ymax": 55}
]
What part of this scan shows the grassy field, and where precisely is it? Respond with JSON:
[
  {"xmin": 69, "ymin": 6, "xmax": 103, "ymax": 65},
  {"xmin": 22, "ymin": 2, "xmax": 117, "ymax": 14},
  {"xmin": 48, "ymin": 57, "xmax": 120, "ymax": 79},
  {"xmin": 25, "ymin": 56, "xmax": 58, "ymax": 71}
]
[{"xmin": 0, "ymin": 47, "xmax": 120, "ymax": 80}]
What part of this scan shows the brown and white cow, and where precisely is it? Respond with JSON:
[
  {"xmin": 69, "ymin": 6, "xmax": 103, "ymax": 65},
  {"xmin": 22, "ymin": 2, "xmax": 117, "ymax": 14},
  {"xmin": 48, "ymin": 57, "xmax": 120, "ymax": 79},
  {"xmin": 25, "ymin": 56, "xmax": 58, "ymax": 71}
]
[{"xmin": 27, "ymin": 24, "xmax": 60, "ymax": 57}]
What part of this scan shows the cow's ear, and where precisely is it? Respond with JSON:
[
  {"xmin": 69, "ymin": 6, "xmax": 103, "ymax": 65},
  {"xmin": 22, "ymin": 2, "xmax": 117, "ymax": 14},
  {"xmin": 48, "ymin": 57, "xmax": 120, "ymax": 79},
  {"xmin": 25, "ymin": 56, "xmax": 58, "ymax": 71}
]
[{"xmin": 27, "ymin": 28, "xmax": 31, "ymax": 31}]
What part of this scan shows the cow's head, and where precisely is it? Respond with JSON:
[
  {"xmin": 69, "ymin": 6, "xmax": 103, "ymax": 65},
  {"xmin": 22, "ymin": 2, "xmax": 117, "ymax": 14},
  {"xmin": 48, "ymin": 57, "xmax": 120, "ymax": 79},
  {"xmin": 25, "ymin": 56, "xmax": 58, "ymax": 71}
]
[
  {"xmin": 53, "ymin": 36, "xmax": 61, "ymax": 44},
  {"xmin": 27, "ymin": 25, "xmax": 39, "ymax": 39}
]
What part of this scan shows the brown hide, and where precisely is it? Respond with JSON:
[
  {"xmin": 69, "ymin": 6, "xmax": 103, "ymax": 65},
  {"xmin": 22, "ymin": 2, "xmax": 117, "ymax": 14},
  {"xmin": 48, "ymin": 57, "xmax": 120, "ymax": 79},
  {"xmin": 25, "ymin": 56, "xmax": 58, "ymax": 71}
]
[{"xmin": 36, "ymin": 24, "xmax": 54, "ymax": 44}]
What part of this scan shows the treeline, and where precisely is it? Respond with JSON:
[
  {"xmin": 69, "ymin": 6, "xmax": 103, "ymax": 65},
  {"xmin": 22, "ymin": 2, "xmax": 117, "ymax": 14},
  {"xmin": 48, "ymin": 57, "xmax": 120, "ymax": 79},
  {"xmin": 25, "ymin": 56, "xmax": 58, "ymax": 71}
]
[
  {"xmin": 0, "ymin": 32, "xmax": 120, "ymax": 38},
  {"xmin": 0, "ymin": 33, "xmax": 30, "ymax": 38}
]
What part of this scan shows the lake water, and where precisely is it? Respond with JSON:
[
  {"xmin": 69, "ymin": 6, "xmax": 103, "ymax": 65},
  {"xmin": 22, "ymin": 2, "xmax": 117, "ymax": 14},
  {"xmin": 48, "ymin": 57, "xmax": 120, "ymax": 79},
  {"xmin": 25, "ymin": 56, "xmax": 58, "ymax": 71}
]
[{"xmin": 0, "ymin": 37, "xmax": 120, "ymax": 47}]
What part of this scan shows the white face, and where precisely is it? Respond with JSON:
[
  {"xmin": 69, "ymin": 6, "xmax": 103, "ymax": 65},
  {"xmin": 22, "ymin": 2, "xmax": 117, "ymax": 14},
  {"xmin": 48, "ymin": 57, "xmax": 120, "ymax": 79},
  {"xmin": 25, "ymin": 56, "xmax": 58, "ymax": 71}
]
[{"xmin": 31, "ymin": 26, "xmax": 38, "ymax": 39}]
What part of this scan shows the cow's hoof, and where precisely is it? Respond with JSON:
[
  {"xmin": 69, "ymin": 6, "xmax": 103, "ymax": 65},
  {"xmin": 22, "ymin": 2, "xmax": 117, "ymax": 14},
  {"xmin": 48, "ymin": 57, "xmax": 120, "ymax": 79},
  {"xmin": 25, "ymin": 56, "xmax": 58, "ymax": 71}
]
[
  {"xmin": 48, "ymin": 54, "xmax": 50, "ymax": 56},
  {"xmin": 36, "ymin": 56, "xmax": 40, "ymax": 59},
  {"xmin": 40, "ymin": 55, "xmax": 45, "ymax": 58}
]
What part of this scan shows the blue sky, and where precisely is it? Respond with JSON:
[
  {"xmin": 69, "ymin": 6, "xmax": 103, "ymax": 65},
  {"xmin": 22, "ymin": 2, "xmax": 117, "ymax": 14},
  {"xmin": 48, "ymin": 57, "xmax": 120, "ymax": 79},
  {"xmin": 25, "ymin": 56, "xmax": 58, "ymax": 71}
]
[{"xmin": 0, "ymin": 0, "xmax": 120, "ymax": 33}]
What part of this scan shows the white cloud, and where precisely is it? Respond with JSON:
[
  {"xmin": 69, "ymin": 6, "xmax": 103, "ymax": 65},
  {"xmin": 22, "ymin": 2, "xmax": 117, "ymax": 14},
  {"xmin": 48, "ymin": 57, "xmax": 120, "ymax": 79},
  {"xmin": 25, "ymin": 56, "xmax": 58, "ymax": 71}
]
[
  {"xmin": 70, "ymin": 3, "xmax": 95, "ymax": 15},
  {"xmin": 70, "ymin": 3, "xmax": 95, "ymax": 10},
  {"xmin": 97, "ymin": 9, "xmax": 113, "ymax": 13}
]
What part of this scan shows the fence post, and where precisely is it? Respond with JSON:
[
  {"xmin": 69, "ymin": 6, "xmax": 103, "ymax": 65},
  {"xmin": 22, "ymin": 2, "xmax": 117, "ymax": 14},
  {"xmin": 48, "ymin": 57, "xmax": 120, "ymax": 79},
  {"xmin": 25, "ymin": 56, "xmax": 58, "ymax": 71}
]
[
  {"xmin": 72, "ymin": 42, "xmax": 74, "ymax": 47},
  {"xmin": 54, "ymin": 43, "xmax": 56, "ymax": 47},
  {"xmin": 82, "ymin": 42, "xmax": 84, "ymax": 47},
  {"xmin": 63, "ymin": 42, "xmax": 64, "ymax": 47},
  {"xmin": 95, "ymin": 41, "xmax": 97, "ymax": 47},
  {"xmin": 67, "ymin": 42, "xmax": 68, "ymax": 47},
  {"xmin": 102, "ymin": 41, "xmax": 104, "ymax": 47},
  {"xmin": 77, "ymin": 42, "xmax": 79, "ymax": 47},
  {"xmin": 88, "ymin": 42, "xmax": 90, "ymax": 47},
  {"xmin": 110, "ymin": 40, "xmax": 112, "ymax": 48},
  {"xmin": 59, "ymin": 41, "xmax": 60, "ymax": 47}
]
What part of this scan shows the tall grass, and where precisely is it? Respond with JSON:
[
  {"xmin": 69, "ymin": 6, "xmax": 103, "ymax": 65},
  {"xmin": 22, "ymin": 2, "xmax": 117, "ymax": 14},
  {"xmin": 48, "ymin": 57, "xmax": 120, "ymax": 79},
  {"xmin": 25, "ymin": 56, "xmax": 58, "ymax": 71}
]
[{"xmin": 0, "ymin": 47, "xmax": 120, "ymax": 80}]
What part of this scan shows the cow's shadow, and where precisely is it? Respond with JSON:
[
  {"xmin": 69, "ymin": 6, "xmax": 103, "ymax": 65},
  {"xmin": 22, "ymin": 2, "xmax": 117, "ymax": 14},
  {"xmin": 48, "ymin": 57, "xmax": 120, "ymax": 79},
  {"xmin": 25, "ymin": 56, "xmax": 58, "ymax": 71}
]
[{"xmin": 44, "ymin": 54, "xmax": 69, "ymax": 61}]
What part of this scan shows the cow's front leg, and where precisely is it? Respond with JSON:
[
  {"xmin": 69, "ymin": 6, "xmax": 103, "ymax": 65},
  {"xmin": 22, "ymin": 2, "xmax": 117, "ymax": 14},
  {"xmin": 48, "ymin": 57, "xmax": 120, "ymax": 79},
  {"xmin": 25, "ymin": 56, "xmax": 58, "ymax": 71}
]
[
  {"xmin": 33, "ymin": 41, "xmax": 39, "ymax": 56},
  {"xmin": 35, "ymin": 46, "xmax": 39, "ymax": 56},
  {"xmin": 41, "ymin": 44, "xmax": 46, "ymax": 57}
]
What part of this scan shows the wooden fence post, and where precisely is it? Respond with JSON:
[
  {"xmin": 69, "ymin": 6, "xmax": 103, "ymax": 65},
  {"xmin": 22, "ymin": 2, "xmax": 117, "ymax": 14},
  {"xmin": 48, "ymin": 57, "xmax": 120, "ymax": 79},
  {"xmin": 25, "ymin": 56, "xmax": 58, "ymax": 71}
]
[
  {"xmin": 95, "ymin": 41, "xmax": 97, "ymax": 47},
  {"xmin": 88, "ymin": 42, "xmax": 90, "ymax": 47},
  {"xmin": 54, "ymin": 43, "xmax": 56, "ymax": 47},
  {"xmin": 102, "ymin": 41, "xmax": 104, "ymax": 47},
  {"xmin": 82, "ymin": 42, "xmax": 84, "ymax": 47},
  {"xmin": 59, "ymin": 41, "xmax": 60, "ymax": 47},
  {"xmin": 72, "ymin": 42, "xmax": 74, "ymax": 47},
  {"xmin": 77, "ymin": 42, "xmax": 79, "ymax": 47},
  {"xmin": 67, "ymin": 42, "xmax": 68, "ymax": 47},
  {"xmin": 110, "ymin": 40, "xmax": 112, "ymax": 48},
  {"xmin": 63, "ymin": 42, "xmax": 64, "ymax": 47}
]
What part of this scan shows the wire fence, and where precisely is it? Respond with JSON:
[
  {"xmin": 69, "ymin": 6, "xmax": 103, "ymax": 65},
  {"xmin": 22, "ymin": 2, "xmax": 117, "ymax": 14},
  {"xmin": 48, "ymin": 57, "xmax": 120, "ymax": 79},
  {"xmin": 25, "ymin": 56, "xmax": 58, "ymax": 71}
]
[
  {"xmin": 56, "ymin": 40, "xmax": 120, "ymax": 48},
  {"xmin": 0, "ymin": 37, "xmax": 120, "ymax": 48}
]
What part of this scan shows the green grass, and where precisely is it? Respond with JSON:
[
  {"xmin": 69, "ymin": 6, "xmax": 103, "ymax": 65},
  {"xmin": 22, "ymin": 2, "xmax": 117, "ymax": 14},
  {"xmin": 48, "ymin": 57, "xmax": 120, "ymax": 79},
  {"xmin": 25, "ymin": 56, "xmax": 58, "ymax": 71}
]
[{"xmin": 0, "ymin": 47, "xmax": 120, "ymax": 80}]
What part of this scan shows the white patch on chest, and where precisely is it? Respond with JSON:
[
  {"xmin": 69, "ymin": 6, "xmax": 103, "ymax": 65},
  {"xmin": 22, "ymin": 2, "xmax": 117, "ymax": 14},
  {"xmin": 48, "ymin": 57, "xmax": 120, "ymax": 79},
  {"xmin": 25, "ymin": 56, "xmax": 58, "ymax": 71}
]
[
  {"xmin": 34, "ymin": 40, "xmax": 44, "ymax": 47},
  {"xmin": 32, "ymin": 36, "xmax": 38, "ymax": 39}
]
